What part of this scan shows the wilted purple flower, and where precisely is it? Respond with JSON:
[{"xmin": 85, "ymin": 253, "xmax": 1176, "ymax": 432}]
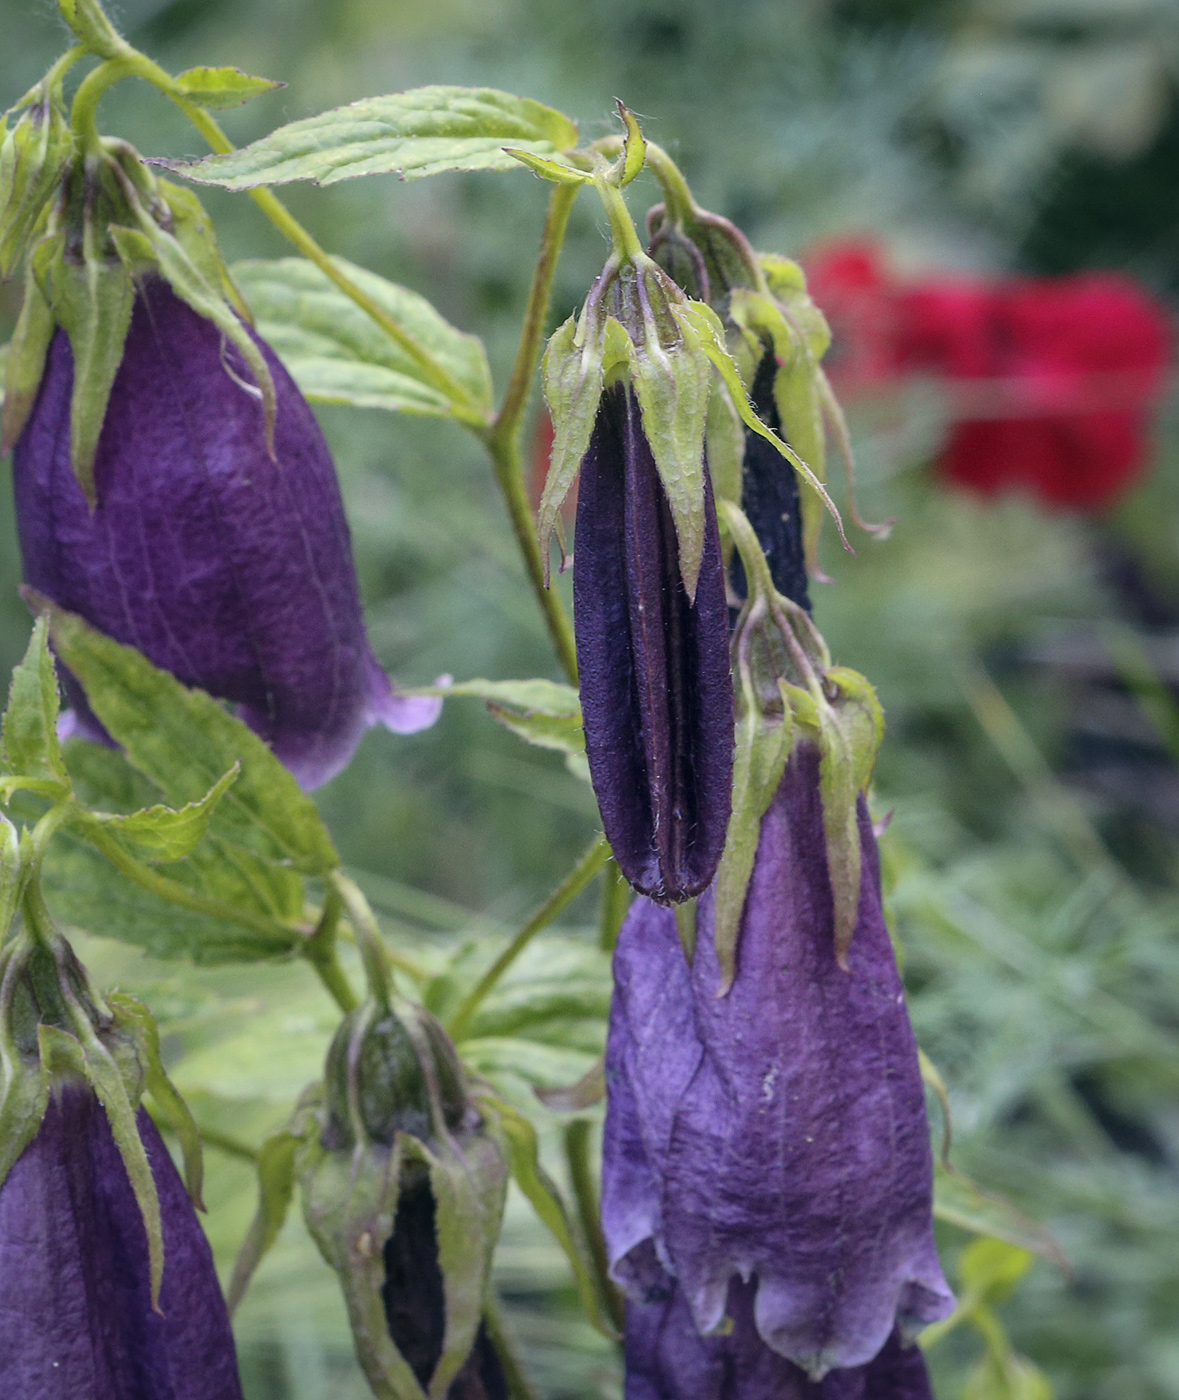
[
  {"xmin": 13, "ymin": 277, "xmax": 438, "ymax": 790},
  {"xmin": 626, "ymin": 1280, "xmax": 935, "ymax": 1400},
  {"xmin": 573, "ymin": 382, "xmax": 733, "ymax": 902},
  {"xmin": 602, "ymin": 742, "xmax": 953, "ymax": 1379},
  {"xmin": 0, "ymin": 1082, "xmax": 243, "ymax": 1399}
]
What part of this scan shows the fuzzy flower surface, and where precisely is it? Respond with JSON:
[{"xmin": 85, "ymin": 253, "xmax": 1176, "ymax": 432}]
[
  {"xmin": 602, "ymin": 743, "xmax": 953, "ymax": 1379},
  {"xmin": 0, "ymin": 1083, "xmax": 243, "ymax": 1400},
  {"xmin": 13, "ymin": 277, "xmax": 438, "ymax": 790}
]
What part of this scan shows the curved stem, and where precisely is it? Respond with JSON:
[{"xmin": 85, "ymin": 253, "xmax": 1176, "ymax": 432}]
[
  {"xmin": 447, "ymin": 835, "xmax": 610, "ymax": 1040},
  {"xmin": 487, "ymin": 181, "xmax": 581, "ymax": 683},
  {"xmin": 641, "ymin": 141, "xmax": 697, "ymax": 228},
  {"xmin": 302, "ymin": 886, "xmax": 359, "ymax": 1014},
  {"xmin": 330, "ymin": 871, "xmax": 393, "ymax": 1011},
  {"xmin": 68, "ymin": 57, "xmax": 134, "ymax": 153}
]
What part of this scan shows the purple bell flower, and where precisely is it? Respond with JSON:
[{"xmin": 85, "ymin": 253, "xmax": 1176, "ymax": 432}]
[
  {"xmin": 13, "ymin": 277, "xmax": 439, "ymax": 790},
  {"xmin": 601, "ymin": 742, "xmax": 953, "ymax": 1379},
  {"xmin": 625, "ymin": 1280, "xmax": 935, "ymax": 1400},
  {"xmin": 0, "ymin": 1082, "xmax": 244, "ymax": 1399},
  {"xmin": 573, "ymin": 382, "xmax": 734, "ymax": 902}
]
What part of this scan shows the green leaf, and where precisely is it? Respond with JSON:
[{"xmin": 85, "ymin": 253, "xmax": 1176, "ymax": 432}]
[
  {"xmin": 231, "ymin": 256, "xmax": 492, "ymax": 418},
  {"xmin": 34, "ymin": 231, "xmax": 135, "ymax": 505},
  {"xmin": 86, "ymin": 764, "xmax": 238, "ymax": 863},
  {"xmin": 41, "ymin": 598, "xmax": 339, "ymax": 874},
  {"xmin": 490, "ymin": 1097, "xmax": 614, "ymax": 1337},
  {"xmin": 431, "ymin": 678, "xmax": 581, "ymax": 716},
  {"xmin": 959, "ymin": 1238, "xmax": 1036, "ymax": 1305},
  {"xmin": 934, "ymin": 1164, "xmax": 1068, "ymax": 1271},
  {"xmin": 169, "ymin": 86, "xmax": 579, "ymax": 189},
  {"xmin": 172, "ymin": 66, "xmax": 284, "ymax": 110},
  {"xmin": 504, "ymin": 148, "xmax": 591, "ymax": 185},
  {"xmin": 0, "ymin": 618, "xmax": 68, "ymax": 799}
]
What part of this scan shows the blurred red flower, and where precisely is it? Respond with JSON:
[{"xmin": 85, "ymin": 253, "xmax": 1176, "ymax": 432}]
[{"xmin": 805, "ymin": 240, "xmax": 1173, "ymax": 509}]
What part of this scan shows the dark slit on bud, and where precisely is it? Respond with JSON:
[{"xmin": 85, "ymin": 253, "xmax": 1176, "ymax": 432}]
[
  {"xmin": 731, "ymin": 349, "xmax": 812, "ymax": 613},
  {"xmin": 573, "ymin": 385, "xmax": 733, "ymax": 903}
]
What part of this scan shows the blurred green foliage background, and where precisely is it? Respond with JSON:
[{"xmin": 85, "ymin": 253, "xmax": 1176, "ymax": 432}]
[{"xmin": 3, "ymin": 0, "xmax": 1179, "ymax": 1397}]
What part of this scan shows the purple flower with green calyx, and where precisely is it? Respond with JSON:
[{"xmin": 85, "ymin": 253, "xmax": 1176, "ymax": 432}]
[
  {"xmin": 297, "ymin": 997, "xmax": 509, "ymax": 1399},
  {"xmin": 0, "ymin": 888, "xmax": 243, "ymax": 1398},
  {"xmin": 625, "ymin": 1281, "xmax": 936, "ymax": 1399},
  {"xmin": 11, "ymin": 274, "xmax": 439, "ymax": 789},
  {"xmin": 3, "ymin": 129, "xmax": 436, "ymax": 789},
  {"xmin": 600, "ymin": 763, "xmax": 953, "ymax": 1381}
]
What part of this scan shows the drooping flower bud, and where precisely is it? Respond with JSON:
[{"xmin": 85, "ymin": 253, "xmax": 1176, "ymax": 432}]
[
  {"xmin": 0, "ymin": 76, "xmax": 74, "ymax": 279},
  {"xmin": 600, "ymin": 748, "xmax": 953, "ymax": 1380},
  {"xmin": 12, "ymin": 276, "xmax": 439, "ymax": 789},
  {"xmin": 0, "ymin": 900, "xmax": 242, "ymax": 1398},
  {"xmin": 299, "ymin": 999, "xmax": 509, "ymax": 1399},
  {"xmin": 573, "ymin": 382, "xmax": 734, "ymax": 902},
  {"xmin": 625, "ymin": 1280, "xmax": 935, "ymax": 1399}
]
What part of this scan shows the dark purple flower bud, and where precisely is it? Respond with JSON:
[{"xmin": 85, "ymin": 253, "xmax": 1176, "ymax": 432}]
[
  {"xmin": 13, "ymin": 277, "xmax": 439, "ymax": 790},
  {"xmin": 0, "ymin": 1082, "xmax": 243, "ymax": 1399},
  {"xmin": 573, "ymin": 382, "xmax": 734, "ymax": 902},
  {"xmin": 625, "ymin": 1279, "xmax": 935, "ymax": 1400},
  {"xmin": 730, "ymin": 350, "xmax": 811, "ymax": 614},
  {"xmin": 601, "ymin": 743, "xmax": 953, "ymax": 1378}
]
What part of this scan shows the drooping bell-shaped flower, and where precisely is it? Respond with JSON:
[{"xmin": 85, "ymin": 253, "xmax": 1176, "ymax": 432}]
[
  {"xmin": 625, "ymin": 1280, "xmax": 935, "ymax": 1400},
  {"xmin": 0, "ymin": 1083, "xmax": 244, "ymax": 1400},
  {"xmin": 13, "ymin": 276, "xmax": 438, "ymax": 789},
  {"xmin": 601, "ymin": 744, "xmax": 953, "ymax": 1380}
]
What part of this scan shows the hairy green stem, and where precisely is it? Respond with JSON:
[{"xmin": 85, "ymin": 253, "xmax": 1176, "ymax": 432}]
[
  {"xmin": 302, "ymin": 885, "xmax": 359, "ymax": 1013},
  {"xmin": 448, "ymin": 835, "xmax": 610, "ymax": 1039},
  {"xmin": 486, "ymin": 181, "xmax": 581, "ymax": 683},
  {"xmin": 331, "ymin": 870, "xmax": 394, "ymax": 1010},
  {"xmin": 598, "ymin": 858, "xmax": 631, "ymax": 953},
  {"xmin": 564, "ymin": 1118, "xmax": 625, "ymax": 1334},
  {"xmin": 67, "ymin": 57, "xmax": 134, "ymax": 152}
]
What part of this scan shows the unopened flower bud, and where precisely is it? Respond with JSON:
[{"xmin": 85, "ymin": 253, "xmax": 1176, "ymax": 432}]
[
  {"xmin": 301, "ymin": 1000, "xmax": 509, "ymax": 1399},
  {"xmin": 0, "ymin": 81, "xmax": 74, "ymax": 279}
]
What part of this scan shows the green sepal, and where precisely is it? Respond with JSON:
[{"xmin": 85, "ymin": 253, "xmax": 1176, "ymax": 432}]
[
  {"xmin": 615, "ymin": 102, "xmax": 646, "ymax": 187},
  {"xmin": 34, "ymin": 229, "xmax": 135, "ymax": 506},
  {"xmin": 39, "ymin": 595, "xmax": 339, "ymax": 875},
  {"xmin": 490, "ymin": 1095, "xmax": 614, "ymax": 1337},
  {"xmin": 299, "ymin": 1131, "xmax": 430, "ymax": 1400},
  {"xmin": 226, "ymin": 1120, "xmax": 304, "ymax": 1313},
  {"xmin": 672, "ymin": 298, "xmax": 851, "ymax": 557},
  {"xmin": 0, "ymin": 84, "xmax": 75, "ymax": 278},
  {"xmin": 539, "ymin": 311, "xmax": 606, "ymax": 580},
  {"xmin": 0, "ymin": 814, "xmax": 21, "ymax": 940},
  {"xmin": 82, "ymin": 763, "xmax": 240, "ymax": 864},
  {"xmin": 167, "ymin": 86, "xmax": 580, "ymax": 189},
  {"xmin": 0, "ymin": 256, "xmax": 57, "ymax": 453},
  {"xmin": 106, "ymin": 991, "xmax": 205, "ymax": 1208},
  {"xmin": 172, "ymin": 66, "xmax": 285, "ymax": 111},
  {"xmin": 704, "ymin": 375, "xmax": 745, "ymax": 511},
  {"xmin": 801, "ymin": 667, "xmax": 884, "ymax": 969},
  {"xmin": 758, "ymin": 255, "xmax": 832, "ymax": 360},
  {"xmin": 156, "ymin": 179, "xmax": 239, "ymax": 309},
  {"xmin": 58, "ymin": 0, "xmax": 124, "ymax": 58},
  {"xmin": 0, "ymin": 938, "xmax": 49, "ymax": 1190},
  {"xmin": 625, "ymin": 279, "xmax": 713, "ymax": 601},
  {"xmin": 503, "ymin": 148, "xmax": 591, "ymax": 185},
  {"xmin": 712, "ymin": 674, "xmax": 794, "ymax": 993},
  {"xmin": 1, "ymin": 618, "xmax": 69, "ymax": 801}
]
